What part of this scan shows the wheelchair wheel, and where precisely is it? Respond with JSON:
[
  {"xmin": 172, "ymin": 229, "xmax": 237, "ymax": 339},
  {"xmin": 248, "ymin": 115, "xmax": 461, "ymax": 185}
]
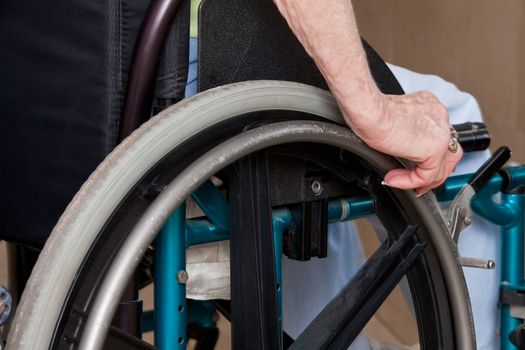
[{"xmin": 6, "ymin": 81, "xmax": 474, "ymax": 349}]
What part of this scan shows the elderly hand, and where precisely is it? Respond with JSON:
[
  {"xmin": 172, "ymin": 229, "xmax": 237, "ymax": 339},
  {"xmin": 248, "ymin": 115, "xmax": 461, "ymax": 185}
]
[
  {"xmin": 342, "ymin": 91, "xmax": 463, "ymax": 196},
  {"xmin": 272, "ymin": 0, "xmax": 462, "ymax": 195}
]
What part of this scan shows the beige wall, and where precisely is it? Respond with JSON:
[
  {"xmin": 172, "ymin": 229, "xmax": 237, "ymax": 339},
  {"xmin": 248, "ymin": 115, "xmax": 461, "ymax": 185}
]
[{"xmin": 354, "ymin": 1, "xmax": 525, "ymax": 162}]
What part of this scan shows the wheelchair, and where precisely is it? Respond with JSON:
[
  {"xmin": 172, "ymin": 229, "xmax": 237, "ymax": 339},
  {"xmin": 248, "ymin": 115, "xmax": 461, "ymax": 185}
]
[{"xmin": 1, "ymin": 0, "xmax": 522, "ymax": 349}]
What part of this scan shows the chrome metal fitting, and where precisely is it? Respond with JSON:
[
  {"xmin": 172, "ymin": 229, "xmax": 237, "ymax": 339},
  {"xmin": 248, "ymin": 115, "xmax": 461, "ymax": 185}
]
[{"xmin": 176, "ymin": 270, "xmax": 189, "ymax": 285}]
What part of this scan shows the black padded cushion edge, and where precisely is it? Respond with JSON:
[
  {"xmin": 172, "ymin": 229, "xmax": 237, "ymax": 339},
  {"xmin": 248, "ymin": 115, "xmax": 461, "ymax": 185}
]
[
  {"xmin": 0, "ymin": 0, "xmax": 189, "ymax": 247},
  {"xmin": 198, "ymin": 0, "xmax": 404, "ymax": 96},
  {"xmin": 0, "ymin": 0, "xmax": 146, "ymax": 247}
]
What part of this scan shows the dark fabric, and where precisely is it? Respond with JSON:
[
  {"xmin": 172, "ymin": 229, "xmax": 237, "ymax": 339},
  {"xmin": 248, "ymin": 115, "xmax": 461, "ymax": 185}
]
[
  {"xmin": 198, "ymin": 0, "xmax": 327, "ymax": 91},
  {"xmin": 198, "ymin": 0, "xmax": 404, "ymax": 96},
  {"xmin": 0, "ymin": 0, "xmax": 189, "ymax": 247},
  {"xmin": 0, "ymin": 0, "xmax": 392, "ymax": 247},
  {"xmin": 154, "ymin": 0, "xmax": 190, "ymax": 100}
]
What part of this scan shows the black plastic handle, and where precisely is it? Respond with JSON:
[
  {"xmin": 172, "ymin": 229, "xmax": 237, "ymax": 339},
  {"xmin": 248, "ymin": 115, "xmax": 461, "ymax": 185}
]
[
  {"xmin": 453, "ymin": 122, "xmax": 491, "ymax": 153},
  {"xmin": 469, "ymin": 146, "xmax": 512, "ymax": 192}
]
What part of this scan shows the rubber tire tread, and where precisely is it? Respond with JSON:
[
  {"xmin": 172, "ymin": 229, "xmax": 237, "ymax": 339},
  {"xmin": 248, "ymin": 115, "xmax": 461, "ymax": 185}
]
[{"xmin": 6, "ymin": 81, "xmax": 474, "ymax": 349}]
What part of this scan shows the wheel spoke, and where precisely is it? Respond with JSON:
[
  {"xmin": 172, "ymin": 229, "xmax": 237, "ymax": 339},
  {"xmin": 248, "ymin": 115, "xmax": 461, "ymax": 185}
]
[{"xmin": 291, "ymin": 225, "xmax": 426, "ymax": 350}]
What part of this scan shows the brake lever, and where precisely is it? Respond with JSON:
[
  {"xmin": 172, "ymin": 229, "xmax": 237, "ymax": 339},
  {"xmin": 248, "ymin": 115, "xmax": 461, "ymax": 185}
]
[{"xmin": 445, "ymin": 146, "xmax": 511, "ymax": 243}]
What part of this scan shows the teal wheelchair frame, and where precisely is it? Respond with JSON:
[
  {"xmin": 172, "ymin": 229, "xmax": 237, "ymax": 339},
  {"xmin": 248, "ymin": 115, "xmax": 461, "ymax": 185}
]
[{"xmin": 148, "ymin": 163, "xmax": 525, "ymax": 349}]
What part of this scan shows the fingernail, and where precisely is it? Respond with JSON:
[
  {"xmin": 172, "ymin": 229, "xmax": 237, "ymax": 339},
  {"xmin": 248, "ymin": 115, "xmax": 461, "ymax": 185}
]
[
  {"xmin": 415, "ymin": 191, "xmax": 424, "ymax": 198},
  {"xmin": 381, "ymin": 180, "xmax": 389, "ymax": 186}
]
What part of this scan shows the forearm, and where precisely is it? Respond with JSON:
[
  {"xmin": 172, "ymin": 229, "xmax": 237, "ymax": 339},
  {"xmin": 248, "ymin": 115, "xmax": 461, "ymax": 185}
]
[
  {"xmin": 274, "ymin": 0, "xmax": 461, "ymax": 193},
  {"xmin": 273, "ymin": 0, "xmax": 385, "ymax": 133}
]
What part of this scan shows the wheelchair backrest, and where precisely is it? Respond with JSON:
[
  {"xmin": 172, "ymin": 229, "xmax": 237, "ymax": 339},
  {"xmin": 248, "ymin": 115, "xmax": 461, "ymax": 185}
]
[{"xmin": 0, "ymin": 0, "xmax": 402, "ymax": 248}]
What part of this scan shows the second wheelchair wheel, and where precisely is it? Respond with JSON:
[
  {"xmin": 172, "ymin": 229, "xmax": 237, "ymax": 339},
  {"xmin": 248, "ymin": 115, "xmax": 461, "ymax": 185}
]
[{"xmin": 6, "ymin": 81, "xmax": 474, "ymax": 349}]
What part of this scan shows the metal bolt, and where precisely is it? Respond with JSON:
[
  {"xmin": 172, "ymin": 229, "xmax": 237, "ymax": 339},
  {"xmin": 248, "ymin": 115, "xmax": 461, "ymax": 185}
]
[
  {"xmin": 176, "ymin": 270, "xmax": 188, "ymax": 284},
  {"xmin": 460, "ymin": 257, "xmax": 496, "ymax": 269},
  {"xmin": 311, "ymin": 181, "xmax": 323, "ymax": 196},
  {"xmin": 464, "ymin": 216, "xmax": 472, "ymax": 225}
]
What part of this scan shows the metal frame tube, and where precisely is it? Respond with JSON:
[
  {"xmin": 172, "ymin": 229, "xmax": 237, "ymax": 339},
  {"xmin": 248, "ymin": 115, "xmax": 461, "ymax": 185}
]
[
  {"xmin": 500, "ymin": 192, "xmax": 525, "ymax": 350},
  {"xmin": 272, "ymin": 209, "xmax": 292, "ymax": 348},
  {"xmin": 154, "ymin": 205, "xmax": 187, "ymax": 349},
  {"xmin": 119, "ymin": 0, "xmax": 184, "ymax": 140},
  {"xmin": 437, "ymin": 167, "xmax": 525, "ymax": 202}
]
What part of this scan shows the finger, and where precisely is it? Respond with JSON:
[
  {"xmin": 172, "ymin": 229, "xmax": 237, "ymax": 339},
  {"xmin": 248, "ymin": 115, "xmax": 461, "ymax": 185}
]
[
  {"xmin": 383, "ymin": 157, "xmax": 441, "ymax": 190},
  {"xmin": 384, "ymin": 152, "xmax": 443, "ymax": 189},
  {"xmin": 415, "ymin": 184, "xmax": 435, "ymax": 197},
  {"xmin": 435, "ymin": 156, "xmax": 447, "ymax": 184},
  {"xmin": 414, "ymin": 159, "xmax": 446, "ymax": 196},
  {"xmin": 441, "ymin": 145, "xmax": 463, "ymax": 180},
  {"xmin": 416, "ymin": 147, "xmax": 463, "ymax": 196}
]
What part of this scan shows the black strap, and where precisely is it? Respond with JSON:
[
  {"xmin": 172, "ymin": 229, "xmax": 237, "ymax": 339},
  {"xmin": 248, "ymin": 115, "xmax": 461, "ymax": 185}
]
[{"xmin": 228, "ymin": 151, "xmax": 280, "ymax": 350}]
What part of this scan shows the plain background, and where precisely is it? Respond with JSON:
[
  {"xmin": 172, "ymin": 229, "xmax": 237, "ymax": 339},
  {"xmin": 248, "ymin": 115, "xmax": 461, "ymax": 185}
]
[{"xmin": 354, "ymin": 0, "xmax": 525, "ymax": 162}]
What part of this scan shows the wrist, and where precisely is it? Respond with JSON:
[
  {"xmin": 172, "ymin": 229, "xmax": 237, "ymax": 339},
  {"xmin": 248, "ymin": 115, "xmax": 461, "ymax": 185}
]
[{"xmin": 334, "ymin": 81, "xmax": 389, "ymax": 138}]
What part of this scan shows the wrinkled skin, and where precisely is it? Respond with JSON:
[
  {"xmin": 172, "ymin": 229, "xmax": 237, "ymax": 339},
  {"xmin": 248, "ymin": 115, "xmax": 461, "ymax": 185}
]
[{"xmin": 273, "ymin": 0, "xmax": 462, "ymax": 195}]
